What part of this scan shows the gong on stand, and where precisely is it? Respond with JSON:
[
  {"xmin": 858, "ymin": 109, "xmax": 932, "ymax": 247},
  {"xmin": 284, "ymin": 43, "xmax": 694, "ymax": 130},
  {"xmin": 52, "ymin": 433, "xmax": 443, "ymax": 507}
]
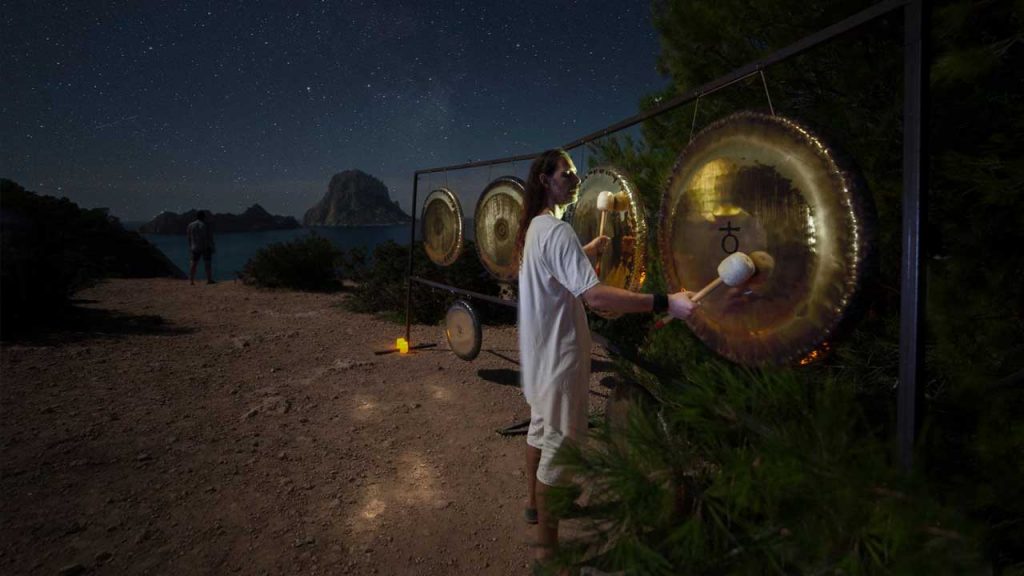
[
  {"xmin": 445, "ymin": 299, "xmax": 482, "ymax": 361},
  {"xmin": 659, "ymin": 111, "xmax": 874, "ymax": 366},
  {"xmin": 570, "ymin": 166, "xmax": 648, "ymax": 299},
  {"xmin": 421, "ymin": 187, "xmax": 464, "ymax": 266},
  {"xmin": 474, "ymin": 176, "xmax": 525, "ymax": 286}
]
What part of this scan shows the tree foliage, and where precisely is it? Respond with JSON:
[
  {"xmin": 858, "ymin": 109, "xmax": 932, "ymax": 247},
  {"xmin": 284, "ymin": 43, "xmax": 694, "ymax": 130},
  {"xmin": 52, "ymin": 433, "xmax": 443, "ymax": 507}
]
[
  {"xmin": 549, "ymin": 0, "xmax": 1023, "ymax": 573},
  {"xmin": 345, "ymin": 240, "xmax": 516, "ymax": 326},
  {"xmin": 1, "ymin": 179, "xmax": 180, "ymax": 337},
  {"xmin": 239, "ymin": 233, "xmax": 346, "ymax": 292},
  {"xmin": 549, "ymin": 363, "xmax": 986, "ymax": 575}
]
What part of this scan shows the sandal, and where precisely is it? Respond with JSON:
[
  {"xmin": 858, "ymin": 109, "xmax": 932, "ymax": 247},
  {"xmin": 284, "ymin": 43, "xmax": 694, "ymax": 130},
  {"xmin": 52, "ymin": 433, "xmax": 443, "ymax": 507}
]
[{"xmin": 524, "ymin": 507, "xmax": 538, "ymax": 524}]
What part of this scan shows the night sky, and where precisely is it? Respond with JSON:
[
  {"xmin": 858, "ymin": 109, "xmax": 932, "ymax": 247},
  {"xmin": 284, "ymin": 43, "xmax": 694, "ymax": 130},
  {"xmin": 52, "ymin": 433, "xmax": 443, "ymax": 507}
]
[{"xmin": 1, "ymin": 0, "xmax": 668, "ymax": 221}]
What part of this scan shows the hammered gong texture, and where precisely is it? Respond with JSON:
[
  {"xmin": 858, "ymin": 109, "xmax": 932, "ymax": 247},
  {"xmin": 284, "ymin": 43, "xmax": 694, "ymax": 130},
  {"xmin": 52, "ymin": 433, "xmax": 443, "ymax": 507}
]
[
  {"xmin": 422, "ymin": 188, "xmax": 464, "ymax": 266},
  {"xmin": 659, "ymin": 111, "xmax": 874, "ymax": 366},
  {"xmin": 474, "ymin": 177, "xmax": 525, "ymax": 283},
  {"xmin": 571, "ymin": 166, "xmax": 647, "ymax": 293}
]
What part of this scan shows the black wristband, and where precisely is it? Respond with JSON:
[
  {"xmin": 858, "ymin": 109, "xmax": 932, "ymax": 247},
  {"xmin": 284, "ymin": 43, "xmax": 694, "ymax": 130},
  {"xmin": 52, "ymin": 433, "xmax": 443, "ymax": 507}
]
[{"xmin": 652, "ymin": 293, "xmax": 668, "ymax": 314}]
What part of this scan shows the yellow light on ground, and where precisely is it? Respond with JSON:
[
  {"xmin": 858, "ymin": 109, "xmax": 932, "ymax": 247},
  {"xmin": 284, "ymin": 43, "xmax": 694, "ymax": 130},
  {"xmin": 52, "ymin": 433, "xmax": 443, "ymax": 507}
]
[{"xmin": 396, "ymin": 338, "xmax": 409, "ymax": 354}]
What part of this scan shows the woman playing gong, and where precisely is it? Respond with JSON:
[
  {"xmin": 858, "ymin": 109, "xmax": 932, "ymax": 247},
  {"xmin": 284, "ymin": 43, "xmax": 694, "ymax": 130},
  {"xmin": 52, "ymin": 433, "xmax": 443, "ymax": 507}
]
[{"xmin": 515, "ymin": 148, "xmax": 696, "ymax": 566}]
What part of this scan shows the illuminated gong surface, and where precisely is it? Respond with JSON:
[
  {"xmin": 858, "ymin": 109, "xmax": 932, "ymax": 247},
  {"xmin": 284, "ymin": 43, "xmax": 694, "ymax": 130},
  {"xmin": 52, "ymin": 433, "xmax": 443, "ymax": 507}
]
[
  {"xmin": 474, "ymin": 176, "xmax": 524, "ymax": 283},
  {"xmin": 421, "ymin": 188, "xmax": 464, "ymax": 266},
  {"xmin": 659, "ymin": 111, "xmax": 873, "ymax": 366},
  {"xmin": 445, "ymin": 299, "xmax": 482, "ymax": 361},
  {"xmin": 571, "ymin": 166, "xmax": 647, "ymax": 316}
]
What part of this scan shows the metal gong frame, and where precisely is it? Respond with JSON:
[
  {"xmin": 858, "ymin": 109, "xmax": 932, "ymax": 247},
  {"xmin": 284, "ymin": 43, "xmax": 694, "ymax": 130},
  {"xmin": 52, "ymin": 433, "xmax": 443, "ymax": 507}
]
[{"xmin": 404, "ymin": 0, "xmax": 926, "ymax": 469}]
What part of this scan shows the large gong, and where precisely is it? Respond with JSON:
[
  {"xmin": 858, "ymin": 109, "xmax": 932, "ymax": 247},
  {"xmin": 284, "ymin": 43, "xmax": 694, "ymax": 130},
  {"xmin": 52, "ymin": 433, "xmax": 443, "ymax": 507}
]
[
  {"xmin": 421, "ymin": 188, "xmax": 464, "ymax": 266},
  {"xmin": 571, "ymin": 166, "xmax": 647, "ymax": 292},
  {"xmin": 474, "ymin": 176, "xmax": 524, "ymax": 283},
  {"xmin": 659, "ymin": 111, "xmax": 874, "ymax": 366}
]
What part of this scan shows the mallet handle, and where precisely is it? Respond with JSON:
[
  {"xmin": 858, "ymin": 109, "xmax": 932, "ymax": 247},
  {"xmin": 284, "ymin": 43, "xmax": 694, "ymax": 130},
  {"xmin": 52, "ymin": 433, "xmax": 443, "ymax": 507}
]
[
  {"xmin": 595, "ymin": 211, "xmax": 609, "ymax": 276},
  {"xmin": 691, "ymin": 277, "xmax": 722, "ymax": 302},
  {"xmin": 653, "ymin": 277, "xmax": 722, "ymax": 329}
]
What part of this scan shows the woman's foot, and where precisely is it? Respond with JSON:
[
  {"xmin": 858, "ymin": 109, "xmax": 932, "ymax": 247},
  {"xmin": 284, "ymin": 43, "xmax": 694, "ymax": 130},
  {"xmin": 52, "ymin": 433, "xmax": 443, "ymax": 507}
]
[{"xmin": 525, "ymin": 507, "xmax": 538, "ymax": 524}]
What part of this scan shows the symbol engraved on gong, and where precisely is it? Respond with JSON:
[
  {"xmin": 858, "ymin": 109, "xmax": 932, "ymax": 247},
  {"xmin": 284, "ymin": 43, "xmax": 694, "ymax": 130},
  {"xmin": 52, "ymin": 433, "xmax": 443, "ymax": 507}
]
[
  {"xmin": 495, "ymin": 219, "xmax": 509, "ymax": 241},
  {"xmin": 719, "ymin": 221, "xmax": 741, "ymax": 254}
]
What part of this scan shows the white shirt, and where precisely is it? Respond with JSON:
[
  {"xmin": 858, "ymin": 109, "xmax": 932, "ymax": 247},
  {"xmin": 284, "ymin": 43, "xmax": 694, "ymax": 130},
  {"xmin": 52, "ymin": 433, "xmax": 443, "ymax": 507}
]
[{"xmin": 517, "ymin": 214, "xmax": 600, "ymax": 402}]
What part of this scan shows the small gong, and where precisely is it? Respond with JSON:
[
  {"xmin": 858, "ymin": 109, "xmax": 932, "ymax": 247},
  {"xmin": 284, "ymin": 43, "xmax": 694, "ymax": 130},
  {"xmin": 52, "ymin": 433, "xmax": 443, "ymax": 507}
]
[
  {"xmin": 445, "ymin": 299, "xmax": 482, "ymax": 361},
  {"xmin": 421, "ymin": 187, "xmax": 464, "ymax": 266}
]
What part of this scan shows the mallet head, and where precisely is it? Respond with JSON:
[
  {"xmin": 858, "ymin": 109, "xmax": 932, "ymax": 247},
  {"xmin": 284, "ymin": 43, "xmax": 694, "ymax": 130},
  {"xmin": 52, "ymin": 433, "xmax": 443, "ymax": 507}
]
[{"xmin": 718, "ymin": 252, "xmax": 756, "ymax": 286}]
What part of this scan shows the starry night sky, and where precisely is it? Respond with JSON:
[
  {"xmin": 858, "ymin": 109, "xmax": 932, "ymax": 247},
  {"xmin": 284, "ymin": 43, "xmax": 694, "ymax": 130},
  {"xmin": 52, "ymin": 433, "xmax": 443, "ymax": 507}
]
[{"xmin": 1, "ymin": 0, "xmax": 668, "ymax": 221}]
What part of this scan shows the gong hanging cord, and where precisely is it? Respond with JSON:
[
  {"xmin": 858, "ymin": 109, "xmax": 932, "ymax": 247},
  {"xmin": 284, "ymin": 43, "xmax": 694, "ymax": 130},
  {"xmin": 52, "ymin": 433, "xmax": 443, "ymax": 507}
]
[
  {"xmin": 759, "ymin": 69, "xmax": 776, "ymax": 116},
  {"xmin": 688, "ymin": 96, "xmax": 701, "ymax": 143}
]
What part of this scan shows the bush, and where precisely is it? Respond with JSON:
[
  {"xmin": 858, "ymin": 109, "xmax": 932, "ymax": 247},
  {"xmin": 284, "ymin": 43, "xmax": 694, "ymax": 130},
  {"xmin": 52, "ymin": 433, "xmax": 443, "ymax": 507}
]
[
  {"xmin": 346, "ymin": 240, "xmax": 515, "ymax": 325},
  {"xmin": 239, "ymin": 234, "xmax": 343, "ymax": 291},
  {"xmin": 1, "ymin": 179, "xmax": 180, "ymax": 337},
  {"xmin": 547, "ymin": 361, "xmax": 988, "ymax": 575}
]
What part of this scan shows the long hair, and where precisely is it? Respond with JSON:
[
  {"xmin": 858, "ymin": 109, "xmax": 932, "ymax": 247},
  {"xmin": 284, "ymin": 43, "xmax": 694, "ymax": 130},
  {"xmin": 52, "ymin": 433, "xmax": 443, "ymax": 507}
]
[{"xmin": 515, "ymin": 149, "xmax": 570, "ymax": 264}]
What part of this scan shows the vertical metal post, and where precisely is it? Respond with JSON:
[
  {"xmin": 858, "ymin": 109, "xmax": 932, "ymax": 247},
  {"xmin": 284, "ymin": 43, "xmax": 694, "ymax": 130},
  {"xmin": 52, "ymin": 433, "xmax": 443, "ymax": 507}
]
[
  {"xmin": 898, "ymin": 0, "xmax": 927, "ymax": 472},
  {"xmin": 404, "ymin": 173, "xmax": 419, "ymax": 344}
]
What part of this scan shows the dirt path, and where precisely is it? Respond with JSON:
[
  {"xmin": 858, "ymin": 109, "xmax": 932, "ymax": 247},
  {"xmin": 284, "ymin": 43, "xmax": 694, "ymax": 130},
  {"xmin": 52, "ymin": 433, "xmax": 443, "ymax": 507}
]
[{"xmin": 1, "ymin": 278, "xmax": 618, "ymax": 575}]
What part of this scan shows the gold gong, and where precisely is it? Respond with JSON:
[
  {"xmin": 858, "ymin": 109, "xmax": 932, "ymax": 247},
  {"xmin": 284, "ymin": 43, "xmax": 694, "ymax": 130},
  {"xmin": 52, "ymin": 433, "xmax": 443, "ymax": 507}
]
[
  {"xmin": 474, "ymin": 176, "xmax": 524, "ymax": 283},
  {"xmin": 422, "ymin": 188, "xmax": 464, "ymax": 266},
  {"xmin": 659, "ymin": 111, "xmax": 874, "ymax": 366},
  {"xmin": 571, "ymin": 165, "xmax": 647, "ymax": 292}
]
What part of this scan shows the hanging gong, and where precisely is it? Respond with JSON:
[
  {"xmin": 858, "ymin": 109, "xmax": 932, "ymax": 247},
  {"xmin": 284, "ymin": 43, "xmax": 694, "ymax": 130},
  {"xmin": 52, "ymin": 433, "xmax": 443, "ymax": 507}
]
[
  {"xmin": 571, "ymin": 166, "xmax": 648, "ymax": 293},
  {"xmin": 421, "ymin": 188, "xmax": 464, "ymax": 266},
  {"xmin": 659, "ymin": 111, "xmax": 874, "ymax": 366},
  {"xmin": 474, "ymin": 176, "xmax": 524, "ymax": 283},
  {"xmin": 445, "ymin": 299, "xmax": 482, "ymax": 361}
]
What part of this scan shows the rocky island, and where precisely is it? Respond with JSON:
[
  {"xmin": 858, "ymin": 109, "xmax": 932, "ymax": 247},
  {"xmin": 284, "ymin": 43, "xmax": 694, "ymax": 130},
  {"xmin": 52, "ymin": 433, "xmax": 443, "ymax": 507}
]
[
  {"xmin": 303, "ymin": 170, "xmax": 410, "ymax": 226},
  {"xmin": 139, "ymin": 204, "xmax": 300, "ymax": 234}
]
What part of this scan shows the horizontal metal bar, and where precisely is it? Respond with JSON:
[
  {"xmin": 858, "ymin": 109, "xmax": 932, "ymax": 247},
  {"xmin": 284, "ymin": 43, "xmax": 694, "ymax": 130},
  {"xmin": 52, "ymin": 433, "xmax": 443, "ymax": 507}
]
[
  {"xmin": 412, "ymin": 0, "xmax": 909, "ymax": 176},
  {"xmin": 415, "ymin": 153, "xmax": 540, "ymax": 176},
  {"xmin": 410, "ymin": 276, "xmax": 518, "ymax": 309},
  {"xmin": 562, "ymin": 0, "xmax": 909, "ymax": 150}
]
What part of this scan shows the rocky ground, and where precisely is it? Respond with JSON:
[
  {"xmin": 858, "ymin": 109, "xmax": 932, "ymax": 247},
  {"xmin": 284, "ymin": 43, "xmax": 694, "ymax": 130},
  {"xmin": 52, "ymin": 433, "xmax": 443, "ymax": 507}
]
[{"xmin": 0, "ymin": 278, "xmax": 620, "ymax": 575}]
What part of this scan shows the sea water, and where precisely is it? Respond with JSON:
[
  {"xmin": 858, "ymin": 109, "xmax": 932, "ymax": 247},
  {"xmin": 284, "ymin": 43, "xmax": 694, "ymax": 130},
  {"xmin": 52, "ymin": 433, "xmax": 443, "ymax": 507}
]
[{"xmin": 139, "ymin": 225, "xmax": 413, "ymax": 282}]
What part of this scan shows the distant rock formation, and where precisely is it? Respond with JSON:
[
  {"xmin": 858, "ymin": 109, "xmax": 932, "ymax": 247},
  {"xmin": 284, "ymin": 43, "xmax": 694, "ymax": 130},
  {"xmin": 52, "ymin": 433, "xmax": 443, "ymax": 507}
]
[
  {"xmin": 139, "ymin": 204, "xmax": 300, "ymax": 234},
  {"xmin": 303, "ymin": 170, "xmax": 410, "ymax": 226}
]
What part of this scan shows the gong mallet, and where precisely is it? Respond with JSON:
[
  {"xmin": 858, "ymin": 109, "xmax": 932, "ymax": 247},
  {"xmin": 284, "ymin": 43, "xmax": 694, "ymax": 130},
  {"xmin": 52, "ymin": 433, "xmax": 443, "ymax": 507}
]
[
  {"xmin": 595, "ymin": 191, "xmax": 626, "ymax": 275},
  {"xmin": 654, "ymin": 251, "xmax": 757, "ymax": 329},
  {"xmin": 596, "ymin": 190, "xmax": 615, "ymax": 238}
]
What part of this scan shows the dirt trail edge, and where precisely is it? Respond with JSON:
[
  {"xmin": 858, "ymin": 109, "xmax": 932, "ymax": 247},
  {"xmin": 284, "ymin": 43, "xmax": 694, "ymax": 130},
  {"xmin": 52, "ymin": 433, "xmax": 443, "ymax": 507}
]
[{"xmin": 1, "ymin": 278, "xmax": 617, "ymax": 576}]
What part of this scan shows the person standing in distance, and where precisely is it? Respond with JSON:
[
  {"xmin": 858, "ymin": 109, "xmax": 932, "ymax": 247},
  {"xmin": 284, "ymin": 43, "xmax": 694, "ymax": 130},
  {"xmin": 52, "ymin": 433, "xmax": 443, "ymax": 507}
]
[
  {"xmin": 187, "ymin": 210, "xmax": 216, "ymax": 285},
  {"xmin": 515, "ymin": 149, "xmax": 696, "ymax": 568}
]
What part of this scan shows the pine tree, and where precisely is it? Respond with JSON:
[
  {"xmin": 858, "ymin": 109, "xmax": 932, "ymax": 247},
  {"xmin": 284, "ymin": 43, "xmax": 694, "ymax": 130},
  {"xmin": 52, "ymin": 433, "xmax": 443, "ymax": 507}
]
[{"xmin": 548, "ymin": 1, "xmax": 1024, "ymax": 573}]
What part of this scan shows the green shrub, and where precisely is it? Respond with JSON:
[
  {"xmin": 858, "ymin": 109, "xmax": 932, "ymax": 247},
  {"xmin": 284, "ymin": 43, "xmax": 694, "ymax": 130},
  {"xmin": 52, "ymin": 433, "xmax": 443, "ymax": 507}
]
[
  {"xmin": 240, "ymin": 234, "xmax": 343, "ymax": 291},
  {"xmin": 1, "ymin": 179, "xmax": 179, "ymax": 337},
  {"xmin": 346, "ymin": 240, "xmax": 515, "ymax": 325},
  {"xmin": 548, "ymin": 362, "xmax": 988, "ymax": 575},
  {"xmin": 547, "ymin": 1, "xmax": 1024, "ymax": 573}
]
